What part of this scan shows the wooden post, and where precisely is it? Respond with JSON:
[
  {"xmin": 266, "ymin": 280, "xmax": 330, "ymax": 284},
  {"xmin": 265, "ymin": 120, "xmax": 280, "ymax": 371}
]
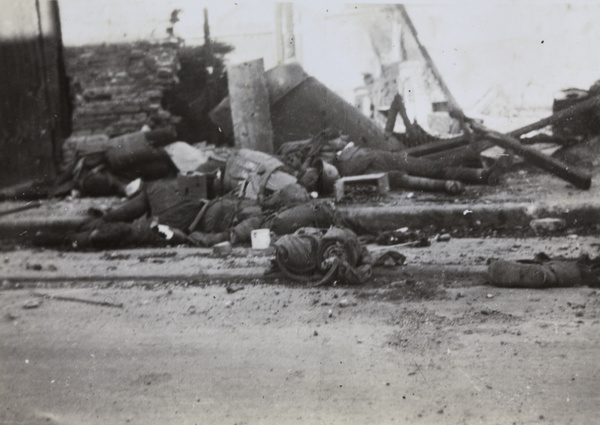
[
  {"xmin": 275, "ymin": 3, "xmax": 295, "ymax": 64},
  {"xmin": 283, "ymin": 3, "xmax": 295, "ymax": 60},
  {"xmin": 275, "ymin": 3, "xmax": 284, "ymax": 64},
  {"xmin": 203, "ymin": 8, "xmax": 219, "ymax": 145},
  {"xmin": 227, "ymin": 59, "xmax": 275, "ymax": 153}
]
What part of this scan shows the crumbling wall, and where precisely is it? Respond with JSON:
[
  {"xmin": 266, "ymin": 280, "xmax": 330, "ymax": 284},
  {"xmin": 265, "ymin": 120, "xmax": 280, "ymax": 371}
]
[{"xmin": 64, "ymin": 40, "xmax": 181, "ymax": 137}]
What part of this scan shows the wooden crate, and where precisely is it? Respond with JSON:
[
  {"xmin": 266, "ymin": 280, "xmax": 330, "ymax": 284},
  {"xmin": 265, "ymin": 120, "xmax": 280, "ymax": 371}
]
[{"xmin": 334, "ymin": 173, "xmax": 389, "ymax": 202}]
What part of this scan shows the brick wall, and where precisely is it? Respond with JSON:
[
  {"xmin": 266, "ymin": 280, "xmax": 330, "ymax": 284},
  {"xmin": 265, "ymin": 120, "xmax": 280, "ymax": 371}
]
[{"xmin": 64, "ymin": 40, "xmax": 181, "ymax": 137}]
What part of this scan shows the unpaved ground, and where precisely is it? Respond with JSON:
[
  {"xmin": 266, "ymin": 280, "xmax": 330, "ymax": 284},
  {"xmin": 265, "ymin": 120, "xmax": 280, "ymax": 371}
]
[
  {"xmin": 2, "ymin": 236, "xmax": 600, "ymax": 282},
  {"xmin": 1, "ymin": 278, "xmax": 599, "ymax": 425}
]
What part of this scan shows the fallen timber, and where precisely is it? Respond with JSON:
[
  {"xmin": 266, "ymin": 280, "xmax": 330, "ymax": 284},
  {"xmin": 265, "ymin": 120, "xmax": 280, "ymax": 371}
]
[{"xmin": 472, "ymin": 122, "xmax": 592, "ymax": 190}]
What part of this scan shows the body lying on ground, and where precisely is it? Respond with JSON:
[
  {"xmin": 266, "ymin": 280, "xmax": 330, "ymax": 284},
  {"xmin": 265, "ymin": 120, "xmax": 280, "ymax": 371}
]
[
  {"xmin": 32, "ymin": 181, "xmax": 345, "ymax": 250},
  {"xmin": 331, "ymin": 144, "xmax": 505, "ymax": 186}
]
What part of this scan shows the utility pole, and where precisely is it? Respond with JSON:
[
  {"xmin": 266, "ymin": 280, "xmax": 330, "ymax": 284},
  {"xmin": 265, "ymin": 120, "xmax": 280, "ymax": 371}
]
[
  {"xmin": 203, "ymin": 8, "xmax": 218, "ymax": 144},
  {"xmin": 275, "ymin": 3, "xmax": 295, "ymax": 64}
]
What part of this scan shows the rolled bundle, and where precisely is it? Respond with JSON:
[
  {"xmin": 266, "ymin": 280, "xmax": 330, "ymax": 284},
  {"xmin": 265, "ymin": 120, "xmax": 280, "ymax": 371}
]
[
  {"xmin": 274, "ymin": 226, "xmax": 371, "ymax": 286},
  {"xmin": 488, "ymin": 260, "xmax": 582, "ymax": 288},
  {"xmin": 274, "ymin": 228, "xmax": 321, "ymax": 279},
  {"xmin": 106, "ymin": 146, "xmax": 174, "ymax": 180}
]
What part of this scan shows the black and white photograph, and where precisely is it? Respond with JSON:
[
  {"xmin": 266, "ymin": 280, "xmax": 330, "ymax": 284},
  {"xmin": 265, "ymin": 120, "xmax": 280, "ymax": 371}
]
[{"xmin": 1, "ymin": 1, "xmax": 599, "ymax": 423}]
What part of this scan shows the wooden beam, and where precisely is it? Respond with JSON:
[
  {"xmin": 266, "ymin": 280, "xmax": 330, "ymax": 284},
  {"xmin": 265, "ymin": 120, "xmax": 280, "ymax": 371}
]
[
  {"xmin": 227, "ymin": 59, "xmax": 275, "ymax": 153},
  {"xmin": 397, "ymin": 4, "xmax": 470, "ymax": 135},
  {"xmin": 472, "ymin": 123, "xmax": 591, "ymax": 189},
  {"xmin": 508, "ymin": 93, "xmax": 600, "ymax": 138}
]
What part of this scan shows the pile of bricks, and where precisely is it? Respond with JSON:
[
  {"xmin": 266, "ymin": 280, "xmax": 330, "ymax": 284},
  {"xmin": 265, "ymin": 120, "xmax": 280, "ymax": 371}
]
[{"xmin": 64, "ymin": 40, "xmax": 182, "ymax": 137}]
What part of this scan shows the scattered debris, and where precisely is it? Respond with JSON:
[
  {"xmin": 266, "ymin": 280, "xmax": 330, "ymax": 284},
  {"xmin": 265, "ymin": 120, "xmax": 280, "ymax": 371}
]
[
  {"xmin": 0, "ymin": 200, "xmax": 42, "ymax": 217},
  {"xmin": 334, "ymin": 173, "xmax": 389, "ymax": 202},
  {"xmin": 138, "ymin": 252, "xmax": 178, "ymax": 263},
  {"xmin": 250, "ymin": 229, "xmax": 271, "ymax": 250},
  {"xmin": 530, "ymin": 218, "xmax": 566, "ymax": 234},
  {"xmin": 22, "ymin": 299, "xmax": 41, "ymax": 309},
  {"xmin": 213, "ymin": 241, "xmax": 232, "ymax": 256},
  {"xmin": 32, "ymin": 292, "xmax": 124, "ymax": 308},
  {"xmin": 226, "ymin": 285, "xmax": 244, "ymax": 294},
  {"xmin": 436, "ymin": 233, "xmax": 451, "ymax": 242},
  {"xmin": 102, "ymin": 252, "xmax": 131, "ymax": 261}
]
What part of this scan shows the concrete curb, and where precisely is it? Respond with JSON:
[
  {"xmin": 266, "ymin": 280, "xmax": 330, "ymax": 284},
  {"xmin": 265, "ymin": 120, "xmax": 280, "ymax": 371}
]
[
  {"xmin": 338, "ymin": 201, "xmax": 600, "ymax": 234},
  {"xmin": 1, "ymin": 198, "xmax": 598, "ymax": 241},
  {"xmin": 0, "ymin": 199, "xmax": 114, "ymax": 240}
]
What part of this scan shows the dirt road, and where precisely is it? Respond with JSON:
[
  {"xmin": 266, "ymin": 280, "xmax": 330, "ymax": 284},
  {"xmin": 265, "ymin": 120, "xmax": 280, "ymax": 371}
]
[{"xmin": 1, "ymin": 277, "xmax": 598, "ymax": 425}]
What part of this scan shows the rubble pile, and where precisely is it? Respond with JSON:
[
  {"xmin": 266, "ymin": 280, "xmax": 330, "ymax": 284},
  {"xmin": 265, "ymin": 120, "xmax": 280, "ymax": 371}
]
[{"xmin": 64, "ymin": 41, "xmax": 182, "ymax": 138}]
